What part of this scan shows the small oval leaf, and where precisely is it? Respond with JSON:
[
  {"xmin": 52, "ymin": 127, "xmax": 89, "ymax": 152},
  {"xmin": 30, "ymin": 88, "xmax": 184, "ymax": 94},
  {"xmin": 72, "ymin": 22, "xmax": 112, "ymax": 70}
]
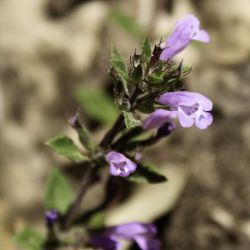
[
  {"xmin": 45, "ymin": 135, "xmax": 87, "ymax": 162},
  {"xmin": 45, "ymin": 168, "xmax": 74, "ymax": 214}
]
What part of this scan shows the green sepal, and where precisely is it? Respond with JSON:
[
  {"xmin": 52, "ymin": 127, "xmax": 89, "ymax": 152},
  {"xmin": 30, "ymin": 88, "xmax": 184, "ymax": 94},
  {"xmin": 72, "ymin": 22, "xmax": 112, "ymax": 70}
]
[
  {"xmin": 130, "ymin": 65, "xmax": 143, "ymax": 84},
  {"xmin": 147, "ymin": 72, "xmax": 165, "ymax": 85},
  {"xmin": 45, "ymin": 168, "xmax": 74, "ymax": 214},
  {"xmin": 142, "ymin": 36, "xmax": 152, "ymax": 62},
  {"xmin": 137, "ymin": 99, "xmax": 155, "ymax": 114},
  {"xmin": 128, "ymin": 162, "xmax": 167, "ymax": 184},
  {"xmin": 45, "ymin": 135, "xmax": 88, "ymax": 162}
]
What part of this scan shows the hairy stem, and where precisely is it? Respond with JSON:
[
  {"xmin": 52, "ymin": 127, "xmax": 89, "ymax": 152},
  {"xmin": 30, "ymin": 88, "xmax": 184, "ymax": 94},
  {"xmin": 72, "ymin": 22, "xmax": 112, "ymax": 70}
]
[{"xmin": 99, "ymin": 88, "xmax": 140, "ymax": 149}]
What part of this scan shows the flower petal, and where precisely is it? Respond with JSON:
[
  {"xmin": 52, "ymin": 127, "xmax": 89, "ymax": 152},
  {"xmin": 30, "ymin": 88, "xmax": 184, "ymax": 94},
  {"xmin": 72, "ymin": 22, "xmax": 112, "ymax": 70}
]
[
  {"xmin": 109, "ymin": 164, "xmax": 120, "ymax": 176},
  {"xmin": 159, "ymin": 48, "xmax": 178, "ymax": 61},
  {"xmin": 158, "ymin": 91, "xmax": 213, "ymax": 111},
  {"xmin": 90, "ymin": 235, "xmax": 120, "ymax": 250},
  {"xmin": 160, "ymin": 15, "xmax": 200, "ymax": 61},
  {"xmin": 106, "ymin": 151, "xmax": 123, "ymax": 162},
  {"xmin": 191, "ymin": 92, "xmax": 213, "ymax": 111},
  {"xmin": 158, "ymin": 91, "xmax": 196, "ymax": 108},
  {"xmin": 107, "ymin": 223, "xmax": 157, "ymax": 240},
  {"xmin": 143, "ymin": 109, "xmax": 177, "ymax": 130},
  {"xmin": 106, "ymin": 151, "xmax": 137, "ymax": 177},
  {"xmin": 160, "ymin": 14, "xmax": 209, "ymax": 61},
  {"xmin": 195, "ymin": 111, "xmax": 213, "ymax": 129},
  {"xmin": 192, "ymin": 29, "xmax": 210, "ymax": 43},
  {"xmin": 134, "ymin": 235, "xmax": 161, "ymax": 250},
  {"xmin": 177, "ymin": 107, "xmax": 194, "ymax": 128}
]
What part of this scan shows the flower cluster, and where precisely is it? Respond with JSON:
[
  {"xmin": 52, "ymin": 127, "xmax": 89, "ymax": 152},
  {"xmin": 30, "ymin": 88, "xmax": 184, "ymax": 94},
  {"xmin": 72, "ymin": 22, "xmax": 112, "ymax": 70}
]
[{"xmin": 105, "ymin": 14, "xmax": 212, "ymax": 180}]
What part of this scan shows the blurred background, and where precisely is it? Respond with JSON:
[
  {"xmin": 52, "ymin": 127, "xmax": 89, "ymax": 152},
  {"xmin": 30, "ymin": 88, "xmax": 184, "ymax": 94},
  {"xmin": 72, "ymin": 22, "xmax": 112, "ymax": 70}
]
[{"xmin": 0, "ymin": 0, "xmax": 250, "ymax": 249}]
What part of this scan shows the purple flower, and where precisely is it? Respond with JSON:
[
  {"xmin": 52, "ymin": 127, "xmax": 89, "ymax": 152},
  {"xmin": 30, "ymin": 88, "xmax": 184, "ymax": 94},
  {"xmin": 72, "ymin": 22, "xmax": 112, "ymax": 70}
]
[
  {"xmin": 45, "ymin": 210, "xmax": 59, "ymax": 224},
  {"xmin": 106, "ymin": 151, "xmax": 137, "ymax": 177},
  {"xmin": 160, "ymin": 14, "xmax": 210, "ymax": 61},
  {"xmin": 143, "ymin": 109, "xmax": 177, "ymax": 130},
  {"xmin": 90, "ymin": 235, "xmax": 120, "ymax": 250},
  {"xmin": 158, "ymin": 91, "xmax": 213, "ymax": 129},
  {"xmin": 90, "ymin": 222, "xmax": 161, "ymax": 250}
]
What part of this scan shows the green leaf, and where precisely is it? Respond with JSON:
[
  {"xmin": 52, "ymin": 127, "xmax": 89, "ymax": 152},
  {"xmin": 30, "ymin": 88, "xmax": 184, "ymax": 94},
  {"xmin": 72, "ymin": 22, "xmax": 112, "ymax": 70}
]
[
  {"xmin": 129, "ymin": 162, "xmax": 167, "ymax": 184},
  {"xmin": 75, "ymin": 86, "xmax": 119, "ymax": 125},
  {"xmin": 110, "ymin": 46, "xmax": 129, "ymax": 95},
  {"xmin": 13, "ymin": 229, "xmax": 44, "ymax": 250},
  {"xmin": 142, "ymin": 37, "xmax": 152, "ymax": 62},
  {"xmin": 109, "ymin": 9, "xmax": 145, "ymax": 40},
  {"xmin": 45, "ymin": 135, "xmax": 87, "ymax": 162},
  {"xmin": 87, "ymin": 212, "xmax": 105, "ymax": 230},
  {"xmin": 122, "ymin": 111, "xmax": 142, "ymax": 129},
  {"xmin": 110, "ymin": 46, "xmax": 127, "ymax": 74},
  {"xmin": 45, "ymin": 168, "xmax": 74, "ymax": 213}
]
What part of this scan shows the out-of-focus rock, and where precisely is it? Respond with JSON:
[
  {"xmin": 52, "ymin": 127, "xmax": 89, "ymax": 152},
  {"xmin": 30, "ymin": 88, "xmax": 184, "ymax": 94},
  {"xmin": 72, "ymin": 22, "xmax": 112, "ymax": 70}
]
[
  {"xmin": 193, "ymin": 0, "xmax": 250, "ymax": 65},
  {"xmin": 0, "ymin": 0, "xmax": 109, "ymax": 225}
]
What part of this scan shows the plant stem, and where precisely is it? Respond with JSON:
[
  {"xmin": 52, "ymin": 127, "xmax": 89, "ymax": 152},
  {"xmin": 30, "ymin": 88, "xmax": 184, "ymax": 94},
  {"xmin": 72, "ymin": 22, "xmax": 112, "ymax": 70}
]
[
  {"xmin": 62, "ymin": 88, "xmax": 140, "ymax": 230},
  {"xmin": 99, "ymin": 88, "xmax": 140, "ymax": 149},
  {"xmin": 63, "ymin": 167, "xmax": 95, "ymax": 229}
]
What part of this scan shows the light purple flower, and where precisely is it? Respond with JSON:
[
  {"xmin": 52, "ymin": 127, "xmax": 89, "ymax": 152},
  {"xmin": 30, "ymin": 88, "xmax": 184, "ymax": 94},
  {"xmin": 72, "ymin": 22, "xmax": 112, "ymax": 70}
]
[
  {"xmin": 143, "ymin": 109, "xmax": 177, "ymax": 130},
  {"xmin": 90, "ymin": 222, "xmax": 161, "ymax": 250},
  {"xmin": 158, "ymin": 91, "xmax": 213, "ymax": 129},
  {"xmin": 106, "ymin": 151, "xmax": 137, "ymax": 177},
  {"xmin": 160, "ymin": 14, "xmax": 210, "ymax": 61}
]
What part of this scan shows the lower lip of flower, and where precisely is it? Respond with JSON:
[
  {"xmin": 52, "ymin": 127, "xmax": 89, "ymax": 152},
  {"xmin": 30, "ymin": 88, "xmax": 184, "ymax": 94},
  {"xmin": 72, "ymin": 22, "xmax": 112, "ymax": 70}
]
[{"xmin": 179, "ymin": 103, "xmax": 199, "ymax": 116}]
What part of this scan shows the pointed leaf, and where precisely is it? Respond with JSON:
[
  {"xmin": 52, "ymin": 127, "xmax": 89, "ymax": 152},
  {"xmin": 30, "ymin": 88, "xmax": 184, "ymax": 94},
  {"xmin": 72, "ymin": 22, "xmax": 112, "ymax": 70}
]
[
  {"xmin": 142, "ymin": 37, "xmax": 152, "ymax": 62},
  {"xmin": 45, "ymin": 135, "xmax": 87, "ymax": 162},
  {"xmin": 110, "ymin": 46, "xmax": 129, "ymax": 95},
  {"xmin": 45, "ymin": 168, "xmax": 74, "ymax": 214},
  {"xmin": 75, "ymin": 86, "xmax": 119, "ymax": 125},
  {"xmin": 122, "ymin": 111, "xmax": 142, "ymax": 129},
  {"xmin": 129, "ymin": 162, "xmax": 167, "ymax": 184},
  {"xmin": 110, "ymin": 46, "xmax": 127, "ymax": 73},
  {"xmin": 13, "ymin": 229, "xmax": 44, "ymax": 250}
]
